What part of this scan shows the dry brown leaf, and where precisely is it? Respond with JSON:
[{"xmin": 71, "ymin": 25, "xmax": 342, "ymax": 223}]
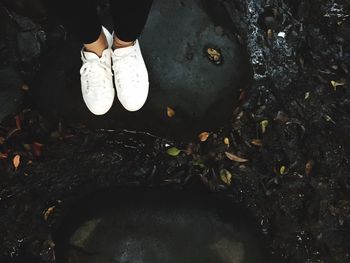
[
  {"xmin": 167, "ymin": 107, "xmax": 175, "ymax": 118},
  {"xmin": 206, "ymin": 47, "xmax": 222, "ymax": 64},
  {"xmin": 267, "ymin": 29, "xmax": 273, "ymax": 38},
  {"xmin": 305, "ymin": 160, "xmax": 313, "ymax": 176},
  {"xmin": 198, "ymin": 132, "xmax": 210, "ymax": 142},
  {"xmin": 225, "ymin": 152, "xmax": 248, "ymax": 163},
  {"xmin": 13, "ymin": 154, "xmax": 20, "ymax": 170},
  {"xmin": 44, "ymin": 206, "xmax": 55, "ymax": 221},
  {"xmin": 33, "ymin": 142, "xmax": 43, "ymax": 157},
  {"xmin": 185, "ymin": 143, "xmax": 194, "ymax": 155},
  {"xmin": 0, "ymin": 152, "xmax": 8, "ymax": 159},
  {"xmin": 251, "ymin": 139, "xmax": 263, "ymax": 146},
  {"xmin": 15, "ymin": 115, "xmax": 21, "ymax": 130}
]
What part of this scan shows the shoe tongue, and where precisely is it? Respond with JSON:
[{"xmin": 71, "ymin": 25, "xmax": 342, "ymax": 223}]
[{"xmin": 83, "ymin": 51, "xmax": 100, "ymax": 60}]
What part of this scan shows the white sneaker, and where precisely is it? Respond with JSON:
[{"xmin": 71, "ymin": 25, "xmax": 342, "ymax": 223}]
[
  {"xmin": 112, "ymin": 39, "xmax": 149, "ymax": 112},
  {"xmin": 80, "ymin": 26, "xmax": 115, "ymax": 115}
]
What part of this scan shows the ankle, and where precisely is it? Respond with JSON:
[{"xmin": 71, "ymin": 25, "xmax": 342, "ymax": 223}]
[
  {"xmin": 113, "ymin": 37, "xmax": 134, "ymax": 49},
  {"xmin": 84, "ymin": 31, "xmax": 109, "ymax": 57}
]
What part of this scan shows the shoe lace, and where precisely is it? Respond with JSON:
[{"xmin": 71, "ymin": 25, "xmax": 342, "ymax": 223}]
[
  {"xmin": 80, "ymin": 59, "xmax": 112, "ymax": 94},
  {"xmin": 113, "ymin": 49, "xmax": 141, "ymax": 89}
]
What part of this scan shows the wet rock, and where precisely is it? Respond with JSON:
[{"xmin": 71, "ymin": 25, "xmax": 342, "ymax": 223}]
[
  {"xmin": 56, "ymin": 190, "xmax": 267, "ymax": 263},
  {"xmin": 12, "ymin": 14, "xmax": 37, "ymax": 31},
  {"xmin": 1, "ymin": 0, "xmax": 47, "ymax": 19},
  {"xmin": 0, "ymin": 68, "xmax": 23, "ymax": 121},
  {"xmin": 31, "ymin": 0, "xmax": 252, "ymax": 140},
  {"xmin": 17, "ymin": 31, "xmax": 41, "ymax": 62}
]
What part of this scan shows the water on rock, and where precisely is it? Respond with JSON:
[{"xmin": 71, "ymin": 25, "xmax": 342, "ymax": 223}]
[{"xmin": 55, "ymin": 189, "xmax": 267, "ymax": 263}]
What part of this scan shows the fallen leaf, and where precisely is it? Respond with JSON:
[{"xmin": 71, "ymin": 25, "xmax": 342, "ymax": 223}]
[
  {"xmin": 206, "ymin": 47, "xmax": 223, "ymax": 65},
  {"xmin": 267, "ymin": 29, "xmax": 273, "ymax": 38},
  {"xmin": 167, "ymin": 147, "xmax": 181, "ymax": 156},
  {"xmin": 224, "ymin": 137, "xmax": 230, "ymax": 145},
  {"xmin": 0, "ymin": 136, "xmax": 4, "ymax": 144},
  {"xmin": 225, "ymin": 152, "xmax": 248, "ymax": 163},
  {"xmin": 22, "ymin": 84, "xmax": 29, "ymax": 91},
  {"xmin": 185, "ymin": 143, "xmax": 194, "ymax": 155},
  {"xmin": 239, "ymin": 89, "xmax": 245, "ymax": 101},
  {"xmin": 6, "ymin": 128, "xmax": 21, "ymax": 139},
  {"xmin": 251, "ymin": 139, "xmax": 263, "ymax": 146},
  {"xmin": 33, "ymin": 142, "xmax": 43, "ymax": 157},
  {"xmin": 331, "ymin": 80, "xmax": 345, "ymax": 91},
  {"xmin": 260, "ymin": 120, "xmax": 269, "ymax": 134},
  {"xmin": 220, "ymin": 169, "xmax": 233, "ymax": 185},
  {"xmin": 44, "ymin": 206, "xmax": 55, "ymax": 221},
  {"xmin": 280, "ymin": 166, "xmax": 286, "ymax": 175},
  {"xmin": 15, "ymin": 115, "xmax": 21, "ymax": 130},
  {"xmin": 13, "ymin": 154, "xmax": 20, "ymax": 170},
  {"xmin": 305, "ymin": 160, "xmax": 313, "ymax": 176},
  {"xmin": 275, "ymin": 111, "xmax": 289, "ymax": 123},
  {"xmin": 304, "ymin": 92, "xmax": 310, "ymax": 100},
  {"xmin": 198, "ymin": 132, "xmax": 210, "ymax": 142},
  {"xmin": 167, "ymin": 107, "xmax": 175, "ymax": 118}
]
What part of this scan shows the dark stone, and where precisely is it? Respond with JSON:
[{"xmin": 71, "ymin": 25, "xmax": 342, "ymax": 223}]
[
  {"xmin": 17, "ymin": 31, "xmax": 41, "ymax": 62},
  {"xmin": 12, "ymin": 13, "xmax": 37, "ymax": 31},
  {"xmin": 56, "ymin": 190, "xmax": 267, "ymax": 263},
  {"xmin": 0, "ymin": 68, "xmax": 23, "ymax": 121},
  {"xmin": 1, "ymin": 0, "xmax": 47, "ymax": 19},
  {"xmin": 31, "ymin": 0, "xmax": 252, "ymax": 140}
]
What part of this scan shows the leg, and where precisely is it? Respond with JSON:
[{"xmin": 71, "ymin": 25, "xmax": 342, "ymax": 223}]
[
  {"xmin": 48, "ymin": 0, "xmax": 107, "ymax": 56},
  {"xmin": 110, "ymin": 0, "xmax": 154, "ymax": 48},
  {"xmin": 109, "ymin": 0, "xmax": 153, "ymax": 111},
  {"xmin": 48, "ymin": 0, "xmax": 115, "ymax": 115}
]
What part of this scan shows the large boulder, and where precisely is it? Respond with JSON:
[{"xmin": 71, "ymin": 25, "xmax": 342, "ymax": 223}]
[{"xmin": 31, "ymin": 0, "xmax": 252, "ymax": 139}]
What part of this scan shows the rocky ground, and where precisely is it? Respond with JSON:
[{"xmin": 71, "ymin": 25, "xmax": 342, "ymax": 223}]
[{"xmin": 0, "ymin": 0, "xmax": 349, "ymax": 262}]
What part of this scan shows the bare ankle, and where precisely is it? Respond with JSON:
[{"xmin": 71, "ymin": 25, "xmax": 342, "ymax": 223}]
[
  {"xmin": 84, "ymin": 31, "xmax": 109, "ymax": 57},
  {"xmin": 113, "ymin": 37, "xmax": 134, "ymax": 49}
]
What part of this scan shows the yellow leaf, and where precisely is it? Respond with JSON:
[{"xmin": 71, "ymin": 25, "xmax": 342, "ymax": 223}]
[
  {"xmin": 224, "ymin": 137, "xmax": 230, "ymax": 145},
  {"xmin": 260, "ymin": 120, "xmax": 269, "ymax": 134},
  {"xmin": 251, "ymin": 139, "xmax": 263, "ymax": 146},
  {"xmin": 225, "ymin": 152, "xmax": 248, "ymax": 163},
  {"xmin": 13, "ymin": 154, "xmax": 20, "ymax": 170},
  {"xmin": 198, "ymin": 132, "xmax": 210, "ymax": 142},
  {"xmin": 331, "ymin": 80, "xmax": 345, "ymax": 91},
  {"xmin": 167, "ymin": 147, "xmax": 181, "ymax": 156},
  {"xmin": 167, "ymin": 107, "xmax": 175, "ymax": 118},
  {"xmin": 220, "ymin": 169, "xmax": 232, "ymax": 185},
  {"xmin": 206, "ymin": 47, "xmax": 222, "ymax": 63},
  {"xmin": 44, "ymin": 206, "xmax": 55, "ymax": 221},
  {"xmin": 280, "ymin": 166, "xmax": 286, "ymax": 175}
]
